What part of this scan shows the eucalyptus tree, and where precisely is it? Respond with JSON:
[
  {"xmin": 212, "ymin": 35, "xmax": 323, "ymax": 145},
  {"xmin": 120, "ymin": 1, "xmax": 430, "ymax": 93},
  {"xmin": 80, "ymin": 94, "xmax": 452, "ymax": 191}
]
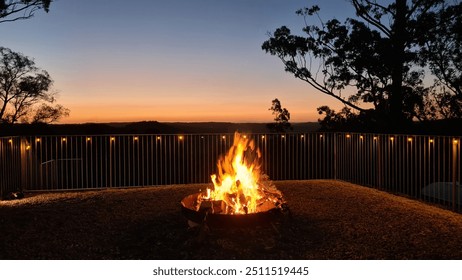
[
  {"xmin": 268, "ymin": 98, "xmax": 292, "ymax": 132},
  {"xmin": 262, "ymin": 0, "xmax": 462, "ymax": 130},
  {"xmin": 416, "ymin": 2, "xmax": 462, "ymax": 119},
  {"xmin": 0, "ymin": 47, "xmax": 69, "ymax": 124}
]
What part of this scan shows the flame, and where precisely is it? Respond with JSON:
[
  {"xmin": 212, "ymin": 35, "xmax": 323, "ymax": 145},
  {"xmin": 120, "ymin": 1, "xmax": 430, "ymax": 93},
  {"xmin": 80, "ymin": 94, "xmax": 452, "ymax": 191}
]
[{"xmin": 202, "ymin": 132, "xmax": 283, "ymax": 214}]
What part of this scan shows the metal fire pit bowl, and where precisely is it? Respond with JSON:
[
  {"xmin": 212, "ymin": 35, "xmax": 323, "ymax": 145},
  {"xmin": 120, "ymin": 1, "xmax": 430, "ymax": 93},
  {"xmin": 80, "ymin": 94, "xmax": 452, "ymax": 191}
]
[{"xmin": 180, "ymin": 192, "xmax": 284, "ymax": 228}]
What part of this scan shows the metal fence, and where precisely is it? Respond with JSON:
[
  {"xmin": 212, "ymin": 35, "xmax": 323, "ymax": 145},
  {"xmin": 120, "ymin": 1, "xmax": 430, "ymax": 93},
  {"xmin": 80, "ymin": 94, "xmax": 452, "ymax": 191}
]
[
  {"xmin": 335, "ymin": 133, "xmax": 461, "ymax": 211},
  {"xmin": 17, "ymin": 133, "xmax": 334, "ymax": 190},
  {"xmin": 0, "ymin": 136, "xmax": 22, "ymax": 198},
  {"xmin": 1, "ymin": 133, "xmax": 461, "ymax": 211}
]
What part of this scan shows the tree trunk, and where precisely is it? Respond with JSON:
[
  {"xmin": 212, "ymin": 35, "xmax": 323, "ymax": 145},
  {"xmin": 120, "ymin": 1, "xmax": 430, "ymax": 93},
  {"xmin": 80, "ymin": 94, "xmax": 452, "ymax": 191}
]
[{"xmin": 389, "ymin": 0, "xmax": 407, "ymax": 124}]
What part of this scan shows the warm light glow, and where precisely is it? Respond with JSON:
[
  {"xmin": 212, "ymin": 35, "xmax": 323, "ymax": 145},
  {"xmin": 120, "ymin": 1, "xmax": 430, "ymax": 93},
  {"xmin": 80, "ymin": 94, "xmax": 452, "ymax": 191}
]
[
  {"xmin": 86, "ymin": 137, "xmax": 91, "ymax": 142},
  {"xmin": 390, "ymin": 137, "xmax": 394, "ymax": 141},
  {"xmin": 62, "ymin": 137, "xmax": 67, "ymax": 142},
  {"xmin": 110, "ymin": 137, "xmax": 115, "ymax": 142},
  {"xmin": 134, "ymin": 136, "xmax": 139, "ymax": 141},
  {"xmin": 429, "ymin": 139, "xmax": 434, "ymax": 143},
  {"xmin": 346, "ymin": 134, "xmax": 351, "ymax": 138},
  {"xmin": 178, "ymin": 136, "xmax": 184, "ymax": 140},
  {"xmin": 8, "ymin": 139, "xmax": 13, "ymax": 143},
  {"xmin": 454, "ymin": 139, "xmax": 459, "ymax": 144},
  {"xmin": 360, "ymin": 135, "xmax": 364, "ymax": 140},
  {"xmin": 203, "ymin": 132, "xmax": 282, "ymax": 214},
  {"xmin": 243, "ymin": 135, "xmax": 247, "ymax": 139},
  {"xmin": 261, "ymin": 135, "xmax": 265, "ymax": 139},
  {"xmin": 373, "ymin": 136, "xmax": 377, "ymax": 141},
  {"xmin": 408, "ymin": 137, "xmax": 412, "ymax": 142},
  {"xmin": 222, "ymin": 135, "xmax": 226, "ymax": 140},
  {"xmin": 36, "ymin": 138, "xmax": 41, "ymax": 143},
  {"xmin": 301, "ymin": 135, "xmax": 304, "ymax": 139},
  {"xmin": 320, "ymin": 134, "xmax": 323, "ymax": 138},
  {"xmin": 156, "ymin": 136, "xmax": 161, "ymax": 140},
  {"xmin": 26, "ymin": 145, "xmax": 31, "ymax": 150},
  {"xmin": 281, "ymin": 135, "xmax": 285, "ymax": 139}
]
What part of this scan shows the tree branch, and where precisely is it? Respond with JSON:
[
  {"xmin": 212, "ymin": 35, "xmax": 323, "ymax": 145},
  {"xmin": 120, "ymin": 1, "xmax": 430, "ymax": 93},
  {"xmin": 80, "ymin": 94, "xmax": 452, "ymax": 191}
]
[
  {"xmin": 281, "ymin": 58, "xmax": 366, "ymax": 112},
  {"xmin": 0, "ymin": 1, "xmax": 45, "ymax": 23},
  {"xmin": 351, "ymin": 0, "xmax": 392, "ymax": 37}
]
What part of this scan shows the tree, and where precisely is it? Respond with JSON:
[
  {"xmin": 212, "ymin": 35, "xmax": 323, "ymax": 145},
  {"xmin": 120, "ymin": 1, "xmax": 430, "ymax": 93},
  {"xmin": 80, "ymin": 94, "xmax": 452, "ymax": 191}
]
[
  {"xmin": 0, "ymin": 47, "xmax": 69, "ymax": 124},
  {"xmin": 417, "ymin": 2, "xmax": 462, "ymax": 119},
  {"xmin": 267, "ymin": 98, "xmax": 292, "ymax": 132},
  {"xmin": 262, "ymin": 0, "xmax": 462, "ymax": 130},
  {"xmin": 0, "ymin": 0, "xmax": 51, "ymax": 23}
]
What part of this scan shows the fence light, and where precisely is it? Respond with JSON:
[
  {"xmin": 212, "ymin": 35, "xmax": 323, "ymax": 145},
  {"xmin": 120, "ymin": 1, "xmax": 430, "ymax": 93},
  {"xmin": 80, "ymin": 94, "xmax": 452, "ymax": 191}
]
[
  {"xmin": 86, "ymin": 137, "xmax": 91, "ymax": 142},
  {"xmin": 8, "ymin": 139, "xmax": 13, "ymax": 143},
  {"xmin": 110, "ymin": 137, "xmax": 115, "ymax": 142},
  {"xmin": 373, "ymin": 136, "xmax": 377, "ymax": 141},
  {"xmin": 429, "ymin": 139, "xmax": 434, "ymax": 143},
  {"xmin": 390, "ymin": 137, "xmax": 394, "ymax": 141},
  {"xmin": 320, "ymin": 134, "xmax": 323, "ymax": 138},
  {"xmin": 243, "ymin": 135, "xmax": 247, "ymax": 139},
  {"xmin": 36, "ymin": 138, "xmax": 41, "ymax": 143},
  {"xmin": 281, "ymin": 135, "xmax": 285, "ymax": 139},
  {"xmin": 222, "ymin": 136, "xmax": 226, "ymax": 140},
  {"xmin": 360, "ymin": 135, "xmax": 364, "ymax": 140},
  {"xmin": 454, "ymin": 139, "xmax": 459, "ymax": 144},
  {"xmin": 408, "ymin": 137, "xmax": 412, "ymax": 142},
  {"xmin": 157, "ymin": 136, "xmax": 161, "ymax": 140},
  {"xmin": 346, "ymin": 134, "xmax": 351, "ymax": 138},
  {"xmin": 261, "ymin": 135, "xmax": 265, "ymax": 139},
  {"xmin": 134, "ymin": 136, "xmax": 139, "ymax": 141},
  {"xmin": 62, "ymin": 137, "xmax": 67, "ymax": 142},
  {"xmin": 179, "ymin": 136, "xmax": 184, "ymax": 141},
  {"xmin": 301, "ymin": 135, "xmax": 304, "ymax": 139},
  {"xmin": 26, "ymin": 145, "xmax": 31, "ymax": 150}
]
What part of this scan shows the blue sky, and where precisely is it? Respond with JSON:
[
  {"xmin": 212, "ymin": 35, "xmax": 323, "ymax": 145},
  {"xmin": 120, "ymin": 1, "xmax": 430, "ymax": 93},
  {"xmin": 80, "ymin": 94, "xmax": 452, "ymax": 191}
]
[{"xmin": 0, "ymin": 0, "xmax": 355, "ymax": 123}]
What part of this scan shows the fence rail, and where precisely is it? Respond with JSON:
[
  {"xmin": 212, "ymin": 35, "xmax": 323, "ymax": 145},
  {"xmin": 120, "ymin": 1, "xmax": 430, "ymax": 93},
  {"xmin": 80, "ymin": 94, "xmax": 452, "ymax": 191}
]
[{"xmin": 1, "ymin": 133, "xmax": 461, "ymax": 211}]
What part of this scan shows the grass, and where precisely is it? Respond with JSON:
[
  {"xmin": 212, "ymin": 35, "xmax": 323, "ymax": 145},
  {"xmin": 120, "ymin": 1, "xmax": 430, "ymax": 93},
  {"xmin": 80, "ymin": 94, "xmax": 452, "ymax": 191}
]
[{"xmin": 1, "ymin": 180, "xmax": 462, "ymax": 259}]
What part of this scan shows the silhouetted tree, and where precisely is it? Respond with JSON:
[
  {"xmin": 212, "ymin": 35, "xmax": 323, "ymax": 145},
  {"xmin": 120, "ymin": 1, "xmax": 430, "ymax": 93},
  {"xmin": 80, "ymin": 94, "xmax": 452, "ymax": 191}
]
[
  {"xmin": 262, "ymin": 0, "xmax": 462, "ymax": 131},
  {"xmin": 0, "ymin": 47, "xmax": 69, "ymax": 124},
  {"xmin": 0, "ymin": 0, "xmax": 51, "ymax": 23},
  {"xmin": 417, "ymin": 2, "xmax": 462, "ymax": 119},
  {"xmin": 267, "ymin": 98, "xmax": 292, "ymax": 132}
]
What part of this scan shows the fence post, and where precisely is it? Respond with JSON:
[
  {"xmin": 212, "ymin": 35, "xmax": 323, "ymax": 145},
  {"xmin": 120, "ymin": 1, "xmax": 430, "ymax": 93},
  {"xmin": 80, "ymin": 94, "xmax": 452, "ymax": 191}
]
[
  {"xmin": 333, "ymin": 133, "xmax": 337, "ymax": 180},
  {"xmin": 20, "ymin": 137, "xmax": 28, "ymax": 191},
  {"xmin": 452, "ymin": 138, "xmax": 459, "ymax": 211},
  {"xmin": 377, "ymin": 136, "xmax": 382, "ymax": 189}
]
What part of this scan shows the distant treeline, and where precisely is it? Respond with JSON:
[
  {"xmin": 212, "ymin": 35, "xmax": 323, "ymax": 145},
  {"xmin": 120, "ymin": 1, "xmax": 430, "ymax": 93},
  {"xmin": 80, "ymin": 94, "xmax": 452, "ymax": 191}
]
[
  {"xmin": 0, "ymin": 121, "xmax": 320, "ymax": 136},
  {"xmin": 0, "ymin": 120, "xmax": 461, "ymax": 136}
]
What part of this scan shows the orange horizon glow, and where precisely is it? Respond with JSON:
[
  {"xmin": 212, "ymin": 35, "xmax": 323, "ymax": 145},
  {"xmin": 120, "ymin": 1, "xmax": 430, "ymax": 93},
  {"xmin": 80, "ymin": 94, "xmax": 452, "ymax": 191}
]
[
  {"xmin": 58, "ymin": 83, "xmax": 342, "ymax": 124},
  {"xmin": 59, "ymin": 107, "xmax": 319, "ymax": 124}
]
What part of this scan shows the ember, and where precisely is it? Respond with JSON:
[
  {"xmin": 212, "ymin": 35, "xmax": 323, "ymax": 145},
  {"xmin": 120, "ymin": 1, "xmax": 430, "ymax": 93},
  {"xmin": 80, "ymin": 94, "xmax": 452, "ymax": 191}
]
[{"xmin": 181, "ymin": 132, "xmax": 285, "ymax": 224}]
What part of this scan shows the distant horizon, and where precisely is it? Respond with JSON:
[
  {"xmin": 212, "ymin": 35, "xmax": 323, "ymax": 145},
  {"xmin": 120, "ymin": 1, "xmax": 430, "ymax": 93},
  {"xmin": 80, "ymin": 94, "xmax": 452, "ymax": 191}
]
[{"xmin": 49, "ymin": 120, "xmax": 320, "ymax": 125}]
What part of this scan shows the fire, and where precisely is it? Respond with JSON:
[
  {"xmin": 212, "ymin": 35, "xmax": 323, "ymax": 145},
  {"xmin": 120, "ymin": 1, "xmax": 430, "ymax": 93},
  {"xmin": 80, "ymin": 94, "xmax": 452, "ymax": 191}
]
[{"xmin": 201, "ymin": 132, "xmax": 283, "ymax": 215}]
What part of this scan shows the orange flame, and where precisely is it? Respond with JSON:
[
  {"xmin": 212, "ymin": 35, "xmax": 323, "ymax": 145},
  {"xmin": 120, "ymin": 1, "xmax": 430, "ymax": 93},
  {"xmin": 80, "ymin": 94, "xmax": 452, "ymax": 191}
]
[{"xmin": 203, "ymin": 132, "xmax": 283, "ymax": 214}]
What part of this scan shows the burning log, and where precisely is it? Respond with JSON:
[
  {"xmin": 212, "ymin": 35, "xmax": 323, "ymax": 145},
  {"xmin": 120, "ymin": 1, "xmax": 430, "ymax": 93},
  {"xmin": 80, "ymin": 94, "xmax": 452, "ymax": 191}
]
[{"xmin": 198, "ymin": 200, "xmax": 227, "ymax": 214}]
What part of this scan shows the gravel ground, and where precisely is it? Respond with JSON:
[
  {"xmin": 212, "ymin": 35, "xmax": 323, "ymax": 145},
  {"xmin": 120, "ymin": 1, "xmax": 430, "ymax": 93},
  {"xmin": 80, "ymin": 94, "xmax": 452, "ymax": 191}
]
[{"xmin": 1, "ymin": 180, "xmax": 462, "ymax": 260}]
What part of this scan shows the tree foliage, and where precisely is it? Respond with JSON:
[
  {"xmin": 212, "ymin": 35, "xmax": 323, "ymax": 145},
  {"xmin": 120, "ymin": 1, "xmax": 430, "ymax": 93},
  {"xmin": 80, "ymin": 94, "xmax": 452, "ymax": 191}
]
[
  {"xmin": 267, "ymin": 98, "xmax": 292, "ymax": 132},
  {"xmin": 0, "ymin": 0, "xmax": 51, "ymax": 23},
  {"xmin": 262, "ymin": 0, "xmax": 462, "ymax": 131},
  {"xmin": 417, "ymin": 2, "xmax": 462, "ymax": 119},
  {"xmin": 0, "ymin": 47, "xmax": 69, "ymax": 124}
]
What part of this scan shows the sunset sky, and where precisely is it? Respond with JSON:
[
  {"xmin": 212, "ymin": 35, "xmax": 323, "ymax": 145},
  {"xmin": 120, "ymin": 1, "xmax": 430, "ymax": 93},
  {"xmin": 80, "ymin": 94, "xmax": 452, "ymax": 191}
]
[{"xmin": 0, "ymin": 0, "xmax": 355, "ymax": 123}]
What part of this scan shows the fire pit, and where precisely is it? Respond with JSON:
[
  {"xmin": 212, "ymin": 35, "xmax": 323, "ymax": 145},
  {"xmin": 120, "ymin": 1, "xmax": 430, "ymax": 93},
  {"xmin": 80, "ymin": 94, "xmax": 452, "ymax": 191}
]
[{"xmin": 181, "ymin": 132, "xmax": 286, "ymax": 227}]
